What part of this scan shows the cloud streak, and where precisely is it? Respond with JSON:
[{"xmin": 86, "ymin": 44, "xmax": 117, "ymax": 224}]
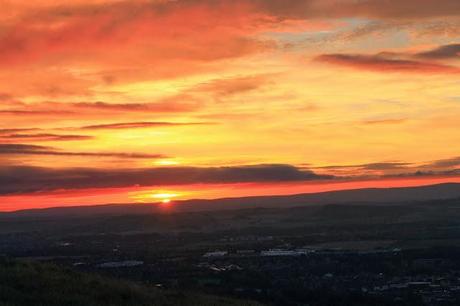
[
  {"xmin": 0, "ymin": 110, "xmax": 74, "ymax": 115},
  {"xmin": 0, "ymin": 144, "xmax": 165, "ymax": 159},
  {"xmin": 0, "ymin": 128, "xmax": 40, "ymax": 135},
  {"xmin": 70, "ymin": 101, "xmax": 200, "ymax": 112},
  {"xmin": 316, "ymin": 157, "xmax": 460, "ymax": 177},
  {"xmin": 0, "ymin": 164, "xmax": 333, "ymax": 195},
  {"xmin": 416, "ymin": 43, "xmax": 460, "ymax": 59},
  {"xmin": 77, "ymin": 121, "xmax": 213, "ymax": 130},
  {"xmin": 0, "ymin": 133, "xmax": 93, "ymax": 142},
  {"xmin": 361, "ymin": 118, "xmax": 408, "ymax": 125},
  {"xmin": 315, "ymin": 53, "xmax": 460, "ymax": 74},
  {"xmin": 255, "ymin": 0, "xmax": 460, "ymax": 19}
]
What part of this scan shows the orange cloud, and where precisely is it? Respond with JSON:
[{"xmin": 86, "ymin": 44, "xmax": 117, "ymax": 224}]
[{"xmin": 0, "ymin": 1, "xmax": 273, "ymax": 67}]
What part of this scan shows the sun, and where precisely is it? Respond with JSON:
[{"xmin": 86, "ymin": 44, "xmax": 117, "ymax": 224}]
[
  {"xmin": 154, "ymin": 159, "xmax": 180, "ymax": 166},
  {"xmin": 150, "ymin": 192, "xmax": 180, "ymax": 204},
  {"xmin": 130, "ymin": 190, "xmax": 184, "ymax": 204}
]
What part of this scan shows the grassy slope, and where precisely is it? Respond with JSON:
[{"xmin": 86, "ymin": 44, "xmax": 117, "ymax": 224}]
[{"xmin": 0, "ymin": 259, "xmax": 263, "ymax": 306}]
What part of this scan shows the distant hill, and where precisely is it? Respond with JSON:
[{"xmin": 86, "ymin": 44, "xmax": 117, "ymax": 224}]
[
  {"xmin": 2, "ymin": 182, "xmax": 460, "ymax": 219},
  {"xmin": 0, "ymin": 258, "xmax": 262, "ymax": 306}
]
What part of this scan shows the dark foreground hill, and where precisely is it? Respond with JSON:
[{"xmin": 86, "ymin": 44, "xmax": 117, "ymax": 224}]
[{"xmin": 0, "ymin": 258, "xmax": 262, "ymax": 306}]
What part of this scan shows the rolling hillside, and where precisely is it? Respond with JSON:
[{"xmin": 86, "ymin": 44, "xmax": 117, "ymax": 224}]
[{"xmin": 0, "ymin": 258, "xmax": 262, "ymax": 306}]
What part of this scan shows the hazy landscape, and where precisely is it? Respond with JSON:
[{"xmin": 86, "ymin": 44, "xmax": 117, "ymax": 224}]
[{"xmin": 2, "ymin": 183, "xmax": 460, "ymax": 305}]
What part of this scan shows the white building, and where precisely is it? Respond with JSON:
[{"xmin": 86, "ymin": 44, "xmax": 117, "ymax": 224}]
[
  {"xmin": 203, "ymin": 251, "xmax": 228, "ymax": 258},
  {"xmin": 261, "ymin": 249, "xmax": 303, "ymax": 256},
  {"xmin": 98, "ymin": 260, "xmax": 144, "ymax": 268}
]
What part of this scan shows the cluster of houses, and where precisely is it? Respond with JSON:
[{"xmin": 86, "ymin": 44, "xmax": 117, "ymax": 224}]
[
  {"xmin": 203, "ymin": 247, "xmax": 403, "ymax": 258},
  {"xmin": 203, "ymin": 248, "xmax": 314, "ymax": 258}
]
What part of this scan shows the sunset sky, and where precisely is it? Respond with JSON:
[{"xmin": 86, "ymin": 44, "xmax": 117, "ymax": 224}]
[{"xmin": 1, "ymin": 0, "xmax": 460, "ymax": 211}]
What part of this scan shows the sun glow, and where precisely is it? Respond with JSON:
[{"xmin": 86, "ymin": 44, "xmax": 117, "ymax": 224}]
[
  {"xmin": 131, "ymin": 191, "xmax": 182, "ymax": 203},
  {"xmin": 155, "ymin": 159, "xmax": 180, "ymax": 166},
  {"xmin": 153, "ymin": 193, "xmax": 179, "ymax": 203}
]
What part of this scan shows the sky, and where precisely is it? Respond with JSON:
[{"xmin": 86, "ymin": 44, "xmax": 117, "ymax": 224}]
[{"xmin": 1, "ymin": 0, "xmax": 460, "ymax": 211}]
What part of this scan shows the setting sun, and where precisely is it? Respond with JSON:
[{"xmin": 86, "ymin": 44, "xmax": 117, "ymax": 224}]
[
  {"xmin": 153, "ymin": 193, "xmax": 178, "ymax": 203},
  {"xmin": 155, "ymin": 159, "xmax": 181, "ymax": 166},
  {"xmin": 131, "ymin": 191, "xmax": 181, "ymax": 204}
]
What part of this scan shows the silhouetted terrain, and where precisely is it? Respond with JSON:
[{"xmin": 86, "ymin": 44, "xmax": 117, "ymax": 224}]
[
  {"xmin": 3, "ymin": 183, "xmax": 460, "ymax": 219},
  {"xmin": 0, "ymin": 258, "xmax": 262, "ymax": 306},
  {"xmin": 2, "ymin": 183, "xmax": 460, "ymax": 237},
  {"xmin": 3, "ymin": 183, "xmax": 460, "ymax": 305}
]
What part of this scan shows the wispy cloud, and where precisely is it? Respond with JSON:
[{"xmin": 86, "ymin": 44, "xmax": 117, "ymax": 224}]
[
  {"xmin": 315, "ymin": 53, "xmax": 460, "ymax": 74},
  {"xmin": 0, "ymin": 144, "xmax": 165, "ymax": 159},
  {"xmin": 0, "ymin": 110, "xmax": 74, "ymax": 115},
  {"xmin": 193, "ymin": 75, "xmax": 271, "ymax": 97},
  {"xmin": 361, "ymin": 118, "xmax": 408, "ymax": 125},
  {"xmin": 76, "ymin": 121, "xmax": 214, "ymax": 130},
  {"xmin": 0, "ymin": 128, "xmax": 41, "ymax": 135},
  {"xmin": 0, "ymin": 133, "xmax": 93, "ymax": 142},
  {"xmin": 69, "ymin": 101, "xmax": 200, "ymax": 112},
  {"xmin": 315, "ymin": 43, "xmax": 460, "ymax": 74},
  {"xmin": 422, "ymin": 156, "xmax": 460, "ymax": 169},
  {"xmin": 316, "ymin": 156, "xmax": 460, "ymax": 177}
]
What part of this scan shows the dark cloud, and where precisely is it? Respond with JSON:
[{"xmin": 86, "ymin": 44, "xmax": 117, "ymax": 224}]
[
  {"xmin": 77, "ymin": 121, "xmax": 213, "ymax": 130},
  {"xmin": 359, "ymin": 162, "xmax": 412, "ymax": 171},
  {"xmin": 315, "ymin": 43, "xmax": 460, "ymax": 75},
  {"xmin": 0, "ymin": 128, "xmax": 40, "ymax": 135},
  {"xmin": 67, "ymin": 101, "xmax": 200, "ymax": 112},
  {"xmin": 0, "ymin": 144, "xmax": 165, "ymax": 159},
  {"xmin": 0, "ymin": 98, "xmax": 202, "ymax": 118},
  {"xmin": 416, "ymin": 43, "xmax": 460, "ymax": 59},
  {"xmin": 0, "ymin": 110, "xmax": 74, "ymax": 115},
  {"xmin": 315, "ymin": 53, "xmax": 460, "ymax": 74},
  {"xmin": 0, "ymin": 133, "xmax": 93, "ymax": 142},
  {"xmin": 422, "ymin": 156, "xmax": 460, "ymax": 168},
  {"xmin": 26, "ymin": 0, "xmax": 460, "ymax": 21},
  {"xmin": 384, "ymin": 169, "xmax": 460, "ymax": 178},
  {"xmin": 254, "ymin": 0, "xmax": 460, "ymax": 19},
  {"xmin": 317, "ymin": 162, "xmax": 412, "ymax": 171},
  {"xmin": 316, "ymin": 157, "xmax": 460, "ymax": 177},
  {"xmin": 0, "ymin": 121, "xmax": 212, "ymax": 137},
  {"xmin": 0, "ymin": 164, "xmax": 333, "ymax": 195}
]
